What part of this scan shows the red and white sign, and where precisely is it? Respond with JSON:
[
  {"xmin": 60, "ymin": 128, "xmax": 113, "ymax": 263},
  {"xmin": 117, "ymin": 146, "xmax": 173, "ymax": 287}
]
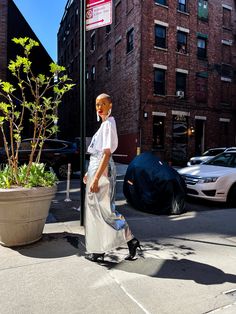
[{"xmin": 86, "ymin": 0, "xmax": 112, "ymax": 31}]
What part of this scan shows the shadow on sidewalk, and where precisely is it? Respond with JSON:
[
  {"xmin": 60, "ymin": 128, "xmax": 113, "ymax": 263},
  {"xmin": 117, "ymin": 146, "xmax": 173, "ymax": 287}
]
[
  {"xmin": 101, "ymin": 257, "xmax": 236, "ymax": 285},
  {"xmin": 14, "ymin": 232, "xmax": 85, "ymax": 259}
]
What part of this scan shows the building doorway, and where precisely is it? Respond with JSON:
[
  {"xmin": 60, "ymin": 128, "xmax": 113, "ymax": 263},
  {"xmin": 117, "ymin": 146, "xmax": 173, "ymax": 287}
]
[
  {"xmin": 172, "ymin": 115, "xmax": 188, "ymax": 165},
  {"xmin": 195, "ymin": 119, "xmax": 205, "ymax": 155}
]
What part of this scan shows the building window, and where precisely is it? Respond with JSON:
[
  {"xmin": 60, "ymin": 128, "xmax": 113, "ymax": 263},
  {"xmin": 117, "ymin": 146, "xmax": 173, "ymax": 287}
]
[
  {"xmin": 223, "ymin": 7, "xmax": 231, "ymax": 29},
  {"xmin": 127, "ymin": 28, "xmax": 134, "ymax": 53},
  {"xmin": 221, "ymin": 81, "xmax": 231, "ymax": 104},
  {"xmin": 155, "ymin": 0, "xmax": 167, "ymax": 5},
  {"xmin": 221, "ymin": 64, "xmax": 232, "ymax": 79},
  {"xmin": 176, "ymin": 72, "xmax": 187, "ymax": 97},
  {"xmin": 155, "ymin": 25, "xmax": 167, "ymax": 49},
  {"xmin": 106, "ymin": 25, "xmax": 111, "ymax": 34},
  {"xmin": 91, "ymin": 65, "xmax": 96, "ymax": 81},
  {"xmin": 198, "ymin": 0, "xmax": 208, "ymax": 20},
  {"xmin": 197, "ymin": 37, "xmax": 207, "ymax": 59},
  {"xmin": 152, "ymin": 116, "xmax": 165, "ymax": 149},
  {"xmin": 196, "ymin": 74, "xmax": 208, "ymax": 102},
  {"xmin": 178, "ymin": 0, "xmax": 187, "ymax": 12},
  {"xmin": 90, "ymin": 33, "xmax": 95, "ymax": 51},
  {"xmin": 115, "ymin": 1, "xmax": 121, "ymax": 25},
  {"xmin": 154, "ymin": 68, "xmax": 166, "ymax": 95},
  {"xmin": 106, "ymin": 50, "xmax": 111, "ymax": 70},
  {"xmin": 177, "ymin": 31, "xmax": 187, "ymax": 53}
]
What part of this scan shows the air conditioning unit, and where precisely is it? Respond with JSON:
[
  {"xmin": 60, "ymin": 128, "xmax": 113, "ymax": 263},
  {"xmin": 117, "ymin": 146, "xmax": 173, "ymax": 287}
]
[{"xmin": 176, "ymin": 90, "xmax": 185, "ymax": 98}]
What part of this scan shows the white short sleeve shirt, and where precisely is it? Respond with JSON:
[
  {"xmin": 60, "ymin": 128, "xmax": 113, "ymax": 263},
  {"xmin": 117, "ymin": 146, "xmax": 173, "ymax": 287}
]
[{"xmin": 87, "ymin": 117, "xmax": 118, "ymax": 155}]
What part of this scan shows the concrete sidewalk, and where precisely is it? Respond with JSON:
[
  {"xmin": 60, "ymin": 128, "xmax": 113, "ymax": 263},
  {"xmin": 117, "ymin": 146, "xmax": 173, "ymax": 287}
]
[{"xmin": 1, "ymin": 164, "xmax": 236, "ymax": 314}]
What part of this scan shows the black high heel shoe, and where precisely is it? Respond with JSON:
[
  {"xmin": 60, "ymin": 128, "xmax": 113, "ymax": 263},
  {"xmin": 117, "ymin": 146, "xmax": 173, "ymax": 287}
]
[
  {"xmin": 125, "ymin": 238, "xmax": 141, "ymax": 260},
  {"xmin": 85, "ymin": 253, "xmax": 105, "ymax": 262}
]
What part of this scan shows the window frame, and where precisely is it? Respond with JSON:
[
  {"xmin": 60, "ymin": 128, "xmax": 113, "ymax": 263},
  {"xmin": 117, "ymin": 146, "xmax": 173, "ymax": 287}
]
[
  {"xmin": 197, "ymin": 37, "xmax": 207, "ymax": 59},
  {"xmin": 177, "ymin": 30, "xmax": 187, "ymax": 54},
  {"xmin": 126, "ymin": 28, "xmax": 134, "ymax": 53},
  {"xmin": 154, "ymin": 0, "xmax": 167, "ymax": 6},
  {"xmin": 178, "ymin": 0, "xmax": 187, "ymax": 12},
  {"xmin": 155, "ymin": 24, "xmax": 167, "ymax": 49},
  {"xmin": 152, "ymin": 115, "xmax": 165, "ymax": 149},
  {"xmin": 154, "ymin": 68, "xmax": 166, "ymax": 95},
  {"xmin": 176, "ymin": 72, "xmax": 187, "ymax": 98}
]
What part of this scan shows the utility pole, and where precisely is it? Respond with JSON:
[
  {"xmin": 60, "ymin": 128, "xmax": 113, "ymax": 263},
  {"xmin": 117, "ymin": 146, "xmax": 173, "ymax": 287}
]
[
  {"xmin": 80, "ymin": 0, "xmax": 113, "ymax": 226},
  {"xmin": 79, "ymin": 0, "xmax": 86, "ymax": 226}
]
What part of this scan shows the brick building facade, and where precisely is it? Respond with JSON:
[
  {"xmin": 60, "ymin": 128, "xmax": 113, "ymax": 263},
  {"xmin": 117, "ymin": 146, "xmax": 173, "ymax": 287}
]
[
  {"xmin": 0, "ymin": 0, "xmax": 52, "ymax": 145},
  {"xmin": 58, "ymin": 0, "xmax": 236, "ymax": 165}
]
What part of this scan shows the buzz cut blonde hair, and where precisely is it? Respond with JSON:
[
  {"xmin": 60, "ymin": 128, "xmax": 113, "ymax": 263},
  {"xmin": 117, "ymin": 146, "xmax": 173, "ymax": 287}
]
[{"xmin": 96, "ymin": 93, "xmax": 111, "ymax": 102}]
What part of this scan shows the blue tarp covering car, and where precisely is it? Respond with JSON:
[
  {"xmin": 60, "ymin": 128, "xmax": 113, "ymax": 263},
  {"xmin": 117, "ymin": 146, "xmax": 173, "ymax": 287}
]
[{"xmin": 123, "ymin": 152, "xmax": 186, "ymax": 215}]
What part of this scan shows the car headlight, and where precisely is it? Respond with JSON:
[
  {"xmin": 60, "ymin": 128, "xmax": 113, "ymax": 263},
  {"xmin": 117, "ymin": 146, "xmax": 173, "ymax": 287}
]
[{"xmin": 198, "ymin": 177, "xmax": 219, "ymax": 183}]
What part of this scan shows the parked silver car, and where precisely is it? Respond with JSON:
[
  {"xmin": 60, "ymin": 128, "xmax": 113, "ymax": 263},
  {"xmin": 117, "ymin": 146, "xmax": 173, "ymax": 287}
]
[
  {"xmin": 187, "ymin": 147, "xmax": 236, "ymax": 166},
  {"xmin": 179, "ymin": 150, "xmax": 236, "ymax": 206}
]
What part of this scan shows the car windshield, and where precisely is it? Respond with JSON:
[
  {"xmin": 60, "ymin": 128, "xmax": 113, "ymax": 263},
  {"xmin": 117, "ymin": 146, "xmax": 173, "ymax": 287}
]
[
  {"xmin": 202, "ymin": 149, "xmax": 224, "ymax": 156},
  {"xmin": 205, "ymin": 153, "xmax": 236, "ymax": 168}
]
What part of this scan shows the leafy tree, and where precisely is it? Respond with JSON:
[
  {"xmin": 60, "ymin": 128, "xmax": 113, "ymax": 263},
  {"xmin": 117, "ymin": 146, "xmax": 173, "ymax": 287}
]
[{"xmin": 0, "ymin": 37, "xmax": 75, "ymax": 187}]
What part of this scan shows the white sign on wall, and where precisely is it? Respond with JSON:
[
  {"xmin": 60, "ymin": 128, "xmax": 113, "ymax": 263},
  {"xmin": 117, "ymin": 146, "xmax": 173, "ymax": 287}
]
[{"xmin": 86, "ymin": 0, "xmax": 112, "ymax": 31}]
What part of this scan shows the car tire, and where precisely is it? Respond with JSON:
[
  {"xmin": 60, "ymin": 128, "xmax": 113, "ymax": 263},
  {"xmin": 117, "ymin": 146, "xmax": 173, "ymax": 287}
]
[
  {"xmin": 227, "ymin": 184, "xmax": 236, "ymax": 208},
  {"xmin": 55, "ymin": 163, "xmax": 71, "ymax": 180}
]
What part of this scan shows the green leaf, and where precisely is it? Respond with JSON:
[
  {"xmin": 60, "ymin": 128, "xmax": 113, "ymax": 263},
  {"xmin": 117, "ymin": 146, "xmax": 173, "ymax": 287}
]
[
  {"xmin": 49, "ymin": 63, "xmax": 65, "ymax": 74},
  {"xmin": 0, "ymin": 102, "xmax": 10, "ymax": 114},
  {"xmin": 0, "ymin": 81, "xmax": 16, "ymax": 94}
]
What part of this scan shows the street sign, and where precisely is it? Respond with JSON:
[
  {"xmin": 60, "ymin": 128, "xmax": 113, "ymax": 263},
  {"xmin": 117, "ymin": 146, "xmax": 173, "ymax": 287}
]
[{"xmin": 86, "ymin": 0, "xmax": 112, "ymax": 31}]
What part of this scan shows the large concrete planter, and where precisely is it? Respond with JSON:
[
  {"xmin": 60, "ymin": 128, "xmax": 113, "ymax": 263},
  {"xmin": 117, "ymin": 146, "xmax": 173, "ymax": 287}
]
[{"xmin": 0, "ymin": 185, "xmax": 57, "ymax": 247}]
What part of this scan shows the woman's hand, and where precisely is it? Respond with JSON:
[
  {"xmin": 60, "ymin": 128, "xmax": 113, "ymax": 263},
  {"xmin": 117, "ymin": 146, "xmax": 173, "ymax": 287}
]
[
  {"xmin": 90, "ymin": 177, "xmax": 99, "ymax": 193},
  {"xmin": 83, "ymin": 172, "xmax": 88, "ymax": 184}
]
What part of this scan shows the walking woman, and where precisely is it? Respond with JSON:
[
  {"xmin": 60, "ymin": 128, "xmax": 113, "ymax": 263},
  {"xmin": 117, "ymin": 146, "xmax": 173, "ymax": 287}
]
[{"xmin": 84, "ymin": 93, "xmax": 140, "ymax": 262}]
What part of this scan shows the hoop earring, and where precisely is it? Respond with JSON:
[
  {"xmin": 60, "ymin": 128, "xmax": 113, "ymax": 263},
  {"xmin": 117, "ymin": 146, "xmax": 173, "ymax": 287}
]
[{"xmin": 97, "ymin": 112, "xmax": 100, "ymax": 122}]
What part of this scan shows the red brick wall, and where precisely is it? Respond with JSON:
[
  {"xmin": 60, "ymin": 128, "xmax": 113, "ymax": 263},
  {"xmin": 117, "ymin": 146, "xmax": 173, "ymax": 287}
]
[
  {"xmin": 139, "ymin": 0, "xmax": 236, "ymax": 164},
  {"xmin": 59, "ymin": 0, "xmax": 236, "ymax": 164}
]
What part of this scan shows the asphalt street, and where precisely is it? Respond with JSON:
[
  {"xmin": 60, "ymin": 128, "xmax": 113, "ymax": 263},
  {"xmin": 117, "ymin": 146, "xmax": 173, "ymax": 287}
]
[{"xmin": 1, "ymin": 164, "xmax": 236, "ymax": 314}]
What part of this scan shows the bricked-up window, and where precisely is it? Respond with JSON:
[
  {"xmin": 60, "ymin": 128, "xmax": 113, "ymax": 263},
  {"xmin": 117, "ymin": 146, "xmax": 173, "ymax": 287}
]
[
  {"xmin": 223, "ymin": 8, "xmax": 232, "ymax": 29},
  {"xmin": 91, "ymin": 65, "xmax": 96, "ymax": 81},
  {"xmin": 155, "ymin": 0, "xmax": 167, "ymax": 5},
  {"xmin": 115, "ymin": 39, "xmax": 122, "ymax": 63},
  {"xmin": 221, "ymin": 82, "xmax": 231, "ymax": 104},
  {"xmin": 220, "ymin": 122, "xmax": 229, "ymax": 146},
  {"xmin": 196, "ymin": 74, "xmax": 208, "ymax": 102},
  {"xmin": 176, "ymin": 72, "xmax": 187, "ymax": 97},
  {"xmin": 178, "ymin": 0, "xmax": 187, "ymax": 12},
  {"xmin": 127, "ymin": 28, "xmax": 134, "ymax": 53},
  {"xmin": 154, "ymin": 68, "xmax": 166, "ymax": 95},
  {"xmin": 155, "ymin": 25, "xmax": 167, "ymax": 49},
  {"xmin": 177, "ymin": 31, "xmax": 187, "ymax": 53},
  {"xmin": 90, "ymin": 33, "xmax": 95, "ymax": 51},
  {"xmin": 106, "ymin": 50, "xmax": 111, "ymax": 70},
  {"xmin": 152, "ymin": 116, "xmax": 165, "ymax": 149},
  {"xmin": 198, "ymin": 0, "xmax": 208, "ymax": 20},
  {"xmin": 197, "ymin": 37, "xmax": 207, "ymax": 59},
  {"xmin": 115, "ymin": 1, "xmax": 122, "ymax": 25},
  {"xmin": 221, "ymin": 64, "xmax": 233, "ymax": 79},
  {"xmin": 222, "ymin": 44, "xmax": 231, "ymax": 64}
]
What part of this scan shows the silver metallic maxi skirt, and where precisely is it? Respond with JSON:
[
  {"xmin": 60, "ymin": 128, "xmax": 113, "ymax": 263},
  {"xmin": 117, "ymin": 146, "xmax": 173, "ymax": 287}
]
[{"xmin": 85, "ymin": 154, "xmax": 132, "ymax": 254}]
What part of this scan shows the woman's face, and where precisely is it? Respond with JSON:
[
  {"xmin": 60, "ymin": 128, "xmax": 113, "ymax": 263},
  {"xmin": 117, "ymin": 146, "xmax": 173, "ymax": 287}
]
[{"xmin": 96, "ymin": 97, "xmax": 111, "ymax": 119}]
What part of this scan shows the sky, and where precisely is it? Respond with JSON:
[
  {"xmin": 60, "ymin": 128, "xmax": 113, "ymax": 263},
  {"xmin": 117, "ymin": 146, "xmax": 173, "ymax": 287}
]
[{"xmin": 13, "ymin": 0, "xmax": 68, "ymax": 61}]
